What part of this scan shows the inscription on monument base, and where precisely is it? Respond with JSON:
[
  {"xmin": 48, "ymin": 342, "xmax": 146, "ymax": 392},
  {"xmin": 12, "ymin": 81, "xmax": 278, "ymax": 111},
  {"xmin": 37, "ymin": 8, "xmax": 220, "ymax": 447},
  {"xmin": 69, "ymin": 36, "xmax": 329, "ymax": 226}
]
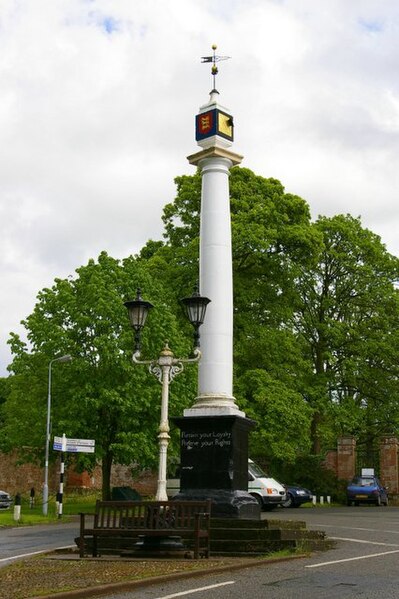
[
  {"xmin": 172, "ymin": 415, "xmax": 260, "ymax": 519},
  {"xmin": 174, "ymin": 415, "xmax": 252, "ymax": 492}
]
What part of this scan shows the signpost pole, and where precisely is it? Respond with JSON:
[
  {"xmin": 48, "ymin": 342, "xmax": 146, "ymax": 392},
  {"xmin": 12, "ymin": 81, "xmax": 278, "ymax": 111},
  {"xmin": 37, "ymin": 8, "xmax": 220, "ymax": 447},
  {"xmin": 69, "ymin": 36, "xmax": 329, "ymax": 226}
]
[{"xmin": 58, "ymin": 434, "xmax": 67, "ymax": 518}]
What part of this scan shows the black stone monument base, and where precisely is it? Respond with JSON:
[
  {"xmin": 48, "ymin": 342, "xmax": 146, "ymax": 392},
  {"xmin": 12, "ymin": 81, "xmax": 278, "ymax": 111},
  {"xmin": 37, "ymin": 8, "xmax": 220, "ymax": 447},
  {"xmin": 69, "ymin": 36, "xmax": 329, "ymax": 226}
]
[
  {"xmin": 173, "ymin": 414, "xmax": 259, "ymax": 519},
  {"xmin": 174, "ymin": 488, "xmax": 260, "ymax": 519}
]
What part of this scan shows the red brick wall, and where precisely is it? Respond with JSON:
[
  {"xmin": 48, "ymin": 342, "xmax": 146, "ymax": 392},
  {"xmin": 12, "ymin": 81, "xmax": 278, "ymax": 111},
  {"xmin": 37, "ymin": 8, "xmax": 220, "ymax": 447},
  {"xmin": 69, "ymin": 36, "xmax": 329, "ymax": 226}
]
[
  {"xmin": 337, "ymin": 436, "xmax": 356, "ymax": 481},
  {"xmin": 0, "ymin": 451, "xmax": 157, "ymax": 497},
  {"xmin": 379, "ymin": 437, "xmax": 398, "ymax": 494},
  {"xmin": 0, "ymin": 450, "xmax": 58, "ymax": 496},
  {"xmin": 323, "ymin": 449, "xmax": 338, "ymax": 474}
]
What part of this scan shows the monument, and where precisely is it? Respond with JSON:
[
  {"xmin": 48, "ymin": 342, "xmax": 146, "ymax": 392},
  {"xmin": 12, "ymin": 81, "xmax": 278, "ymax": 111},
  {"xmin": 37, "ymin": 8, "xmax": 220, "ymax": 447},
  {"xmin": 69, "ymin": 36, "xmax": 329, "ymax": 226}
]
[{"xmin": 173, "ymin": 46, "xmax": 259, "ymax": 518}]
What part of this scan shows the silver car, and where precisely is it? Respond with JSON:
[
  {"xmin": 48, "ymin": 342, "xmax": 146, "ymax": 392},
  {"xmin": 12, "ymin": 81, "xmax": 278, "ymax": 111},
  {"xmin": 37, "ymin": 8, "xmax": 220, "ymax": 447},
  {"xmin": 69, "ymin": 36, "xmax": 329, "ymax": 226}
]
[{"xmin": 0, "ymin": 490, "xmax": 12, "ymax": 509}]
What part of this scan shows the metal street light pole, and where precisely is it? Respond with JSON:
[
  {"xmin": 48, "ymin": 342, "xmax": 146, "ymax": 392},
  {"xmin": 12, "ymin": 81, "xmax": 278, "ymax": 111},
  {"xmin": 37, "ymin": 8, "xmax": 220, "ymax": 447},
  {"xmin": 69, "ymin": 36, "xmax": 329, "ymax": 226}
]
[
  {"xmin": 43, "ymin": 354, "xmax": 72, "ymax": 516},
  {"xmin": 124, "ymin": 288, "xmax": 210, "ymax": 502},
  {"xmin": 133, "ymin": 343, "xmax": 201, "ymax": 501}
]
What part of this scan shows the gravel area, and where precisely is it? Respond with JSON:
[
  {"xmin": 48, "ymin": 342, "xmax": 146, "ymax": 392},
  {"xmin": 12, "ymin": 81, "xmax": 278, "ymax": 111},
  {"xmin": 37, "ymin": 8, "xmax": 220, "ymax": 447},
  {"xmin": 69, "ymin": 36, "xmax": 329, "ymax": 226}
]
[{"xmin": 0, "ymin": 554, "xmax": 257, "ymax": 599}]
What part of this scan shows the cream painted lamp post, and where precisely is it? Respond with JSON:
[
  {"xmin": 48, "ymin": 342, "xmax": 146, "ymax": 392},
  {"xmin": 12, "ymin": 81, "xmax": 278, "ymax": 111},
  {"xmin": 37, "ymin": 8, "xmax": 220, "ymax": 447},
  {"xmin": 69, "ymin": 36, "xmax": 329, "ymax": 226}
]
[{"xmin": 124, "ymin": 288, "xmax": 210, "ymax": 501}]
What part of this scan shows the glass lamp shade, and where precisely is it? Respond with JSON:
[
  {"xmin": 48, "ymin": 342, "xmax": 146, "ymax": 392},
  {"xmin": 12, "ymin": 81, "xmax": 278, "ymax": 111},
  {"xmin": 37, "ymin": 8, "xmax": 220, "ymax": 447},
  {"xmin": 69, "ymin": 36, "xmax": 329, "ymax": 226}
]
[
  {"xmin": 180, "ymin": 288, "xmax": 211, "ymax": 328},
  {"xmin": 124, "ymin": 289, "xmax": 154, "ymax": 332}
]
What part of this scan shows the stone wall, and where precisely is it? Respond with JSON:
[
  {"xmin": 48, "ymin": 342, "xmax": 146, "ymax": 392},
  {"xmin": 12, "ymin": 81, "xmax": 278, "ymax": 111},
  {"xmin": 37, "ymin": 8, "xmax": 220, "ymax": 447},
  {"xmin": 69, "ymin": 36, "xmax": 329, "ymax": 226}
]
[
  {"xmin": 0, "ymin": 450, "xmax": 58, "ymax": 496},
  {"xmin": 324, "ymin": 436, "xmax": 399, "ymax": 497},
  {"xmin": 0, "ymin": 451, "xmax": 157, "ymax": 498},
  {"xmin": 336, "ymin": 436, "xmax": 356, "ymax": 481},
  {"xmin": 379, "ymin": 436, "xmax": 399, "ymax": 494}
]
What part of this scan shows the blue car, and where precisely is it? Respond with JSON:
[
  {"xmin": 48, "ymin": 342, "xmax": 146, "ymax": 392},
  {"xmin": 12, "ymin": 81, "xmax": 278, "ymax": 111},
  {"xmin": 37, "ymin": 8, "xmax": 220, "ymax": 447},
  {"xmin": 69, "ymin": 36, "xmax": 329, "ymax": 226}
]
[
  {"xmin": 281, "ymin": 485, "xmax": 313, "ymax": 508},
  {"xmin": 346, "ymin": 475, "xmax": 388, "ymax": 506}
]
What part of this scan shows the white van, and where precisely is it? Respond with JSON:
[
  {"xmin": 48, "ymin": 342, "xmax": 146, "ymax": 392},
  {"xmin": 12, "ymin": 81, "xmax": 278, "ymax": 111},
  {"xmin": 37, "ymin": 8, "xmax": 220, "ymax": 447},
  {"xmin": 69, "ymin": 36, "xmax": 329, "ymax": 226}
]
[
  {"xmin": 167, "ymin": 459, "xmax": 286, "ymax": 511},
  {"xmin": 247, "ymin": 459, "xmax": 286, "ymax": 510}
]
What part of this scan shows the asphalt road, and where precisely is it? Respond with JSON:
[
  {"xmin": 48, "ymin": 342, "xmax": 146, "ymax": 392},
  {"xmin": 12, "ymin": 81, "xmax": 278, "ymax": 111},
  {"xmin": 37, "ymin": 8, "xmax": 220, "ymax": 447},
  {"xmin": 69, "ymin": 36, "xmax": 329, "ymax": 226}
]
[
  {"xmin": 0, "ymin": 519, "xmax": 79, "ymax": 568},
  {"xmin": 2, "ymin": 507, "xmax": 399, "ymax": 597},
  {"xmin": 99, "ymin": 506, "xmax": 399, "ymax": 599}
]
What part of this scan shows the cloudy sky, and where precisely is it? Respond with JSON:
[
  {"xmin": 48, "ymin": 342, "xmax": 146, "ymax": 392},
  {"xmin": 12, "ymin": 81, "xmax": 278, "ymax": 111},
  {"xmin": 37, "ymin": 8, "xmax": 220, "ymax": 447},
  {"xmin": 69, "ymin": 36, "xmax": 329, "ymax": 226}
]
[{"xmin": 1, "ymin": 0, "xmax": 398, "ymax": 375}]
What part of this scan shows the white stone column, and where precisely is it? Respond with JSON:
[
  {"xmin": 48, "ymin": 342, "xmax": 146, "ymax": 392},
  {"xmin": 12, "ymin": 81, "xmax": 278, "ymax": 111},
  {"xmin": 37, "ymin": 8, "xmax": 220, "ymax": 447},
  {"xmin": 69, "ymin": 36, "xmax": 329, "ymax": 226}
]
[
  {"xmin": 185, "ymin": 147, "xmax": 244, "ymax": 417},
  {"xmin": 199, "ymin": 155, "xmax": 233, "ymax": 398}
]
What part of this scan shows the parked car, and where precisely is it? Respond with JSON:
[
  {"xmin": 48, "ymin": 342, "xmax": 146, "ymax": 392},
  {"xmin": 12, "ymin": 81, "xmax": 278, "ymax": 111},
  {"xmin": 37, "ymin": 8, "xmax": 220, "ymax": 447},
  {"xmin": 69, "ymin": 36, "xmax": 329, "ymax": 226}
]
[
  {"xmin": 247, "ymin": 459, "xmax": 286, "ymax": 510},
  {"xmin": 281, "ymin": 484, "xmax": 313, "ymax": 508},
  {"xmin": 166, "ymin": 459, "xmax": 287, "ymax": 511},
  {"xmin": 346, "ymin": 475, "xmax": 388, "ymax": 506},
  {"xmin": 0, "ymin": 490, "xmax": 12, "ymax": 509}
]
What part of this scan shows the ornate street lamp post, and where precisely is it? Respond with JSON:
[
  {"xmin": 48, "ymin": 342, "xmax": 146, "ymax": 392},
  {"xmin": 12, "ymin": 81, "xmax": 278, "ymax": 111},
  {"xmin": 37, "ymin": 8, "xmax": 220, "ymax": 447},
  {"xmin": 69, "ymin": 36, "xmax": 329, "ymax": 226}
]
[
  {"xmin": 124, "ymin": 288, "xmax": 210, "ymax": 501},
  {"xmin": 43, "ymin": 354, "xmax": 73, "ymax": 516}
]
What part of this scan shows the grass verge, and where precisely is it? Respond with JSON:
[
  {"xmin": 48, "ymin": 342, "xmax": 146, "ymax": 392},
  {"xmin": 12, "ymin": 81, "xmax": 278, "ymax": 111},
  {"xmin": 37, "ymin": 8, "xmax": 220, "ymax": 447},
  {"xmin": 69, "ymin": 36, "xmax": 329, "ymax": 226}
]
[{"xmin": 0, "ymin": 493, "xmax": 100, "ymax": 527}]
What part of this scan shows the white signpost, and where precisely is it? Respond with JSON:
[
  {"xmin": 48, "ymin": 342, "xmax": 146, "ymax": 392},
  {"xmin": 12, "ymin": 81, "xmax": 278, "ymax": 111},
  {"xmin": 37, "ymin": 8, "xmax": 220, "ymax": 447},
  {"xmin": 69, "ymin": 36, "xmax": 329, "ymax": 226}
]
[
  {"xmin": 52, "ymin": 434, "xmax": 95, "ymax": 518},
  {"xmin": 53, "ymin": 435, "xmax": 95, "ymax": 453}
]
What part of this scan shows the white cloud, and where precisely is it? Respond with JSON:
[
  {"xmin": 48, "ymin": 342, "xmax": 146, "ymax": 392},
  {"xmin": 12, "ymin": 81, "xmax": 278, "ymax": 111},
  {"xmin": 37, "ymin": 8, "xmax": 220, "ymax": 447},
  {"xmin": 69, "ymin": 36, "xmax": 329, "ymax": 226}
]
[{"xmin": 0, "ymin": 0, "xmax": 398, "ymax": 374}]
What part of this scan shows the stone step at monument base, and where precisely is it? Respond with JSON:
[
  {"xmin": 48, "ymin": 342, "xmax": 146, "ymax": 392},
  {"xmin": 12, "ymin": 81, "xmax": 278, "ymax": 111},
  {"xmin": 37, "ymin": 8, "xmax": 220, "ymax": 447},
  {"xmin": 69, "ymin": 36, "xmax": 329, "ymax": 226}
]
[
  {"xmin": 211, "ymin": 517, "xmax": 306, "ymax": 530},
  {"xmin": 210, "ymin": 526, "xmax": 326, "ymax": 542},
  {"xmin": 208, "ymin": 517, "xmax": 334, "ymax": 556}
]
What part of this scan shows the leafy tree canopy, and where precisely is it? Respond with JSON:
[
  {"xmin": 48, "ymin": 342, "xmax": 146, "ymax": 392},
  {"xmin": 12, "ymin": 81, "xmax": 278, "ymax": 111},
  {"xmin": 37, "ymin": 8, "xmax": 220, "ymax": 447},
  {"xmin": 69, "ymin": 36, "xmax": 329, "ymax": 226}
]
[{"xmin": 2, "ymin": 252, "xmax": 198, "ymax": 498}]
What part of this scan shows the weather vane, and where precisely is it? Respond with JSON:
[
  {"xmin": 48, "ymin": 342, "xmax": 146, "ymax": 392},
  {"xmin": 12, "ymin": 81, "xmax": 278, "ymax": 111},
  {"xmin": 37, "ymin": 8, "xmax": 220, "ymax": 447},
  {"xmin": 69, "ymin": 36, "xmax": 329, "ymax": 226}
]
[{"xmin": 201, "ymin": 44, "xmax": 231, "ymax": 91}]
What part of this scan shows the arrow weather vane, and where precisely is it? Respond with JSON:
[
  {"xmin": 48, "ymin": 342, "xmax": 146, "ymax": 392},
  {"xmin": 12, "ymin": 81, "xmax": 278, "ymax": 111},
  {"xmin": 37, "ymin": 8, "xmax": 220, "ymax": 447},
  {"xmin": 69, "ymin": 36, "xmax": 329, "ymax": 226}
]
[{"xmin": 201, "ymin": 44, "xmax": 231, "ymax": 91}]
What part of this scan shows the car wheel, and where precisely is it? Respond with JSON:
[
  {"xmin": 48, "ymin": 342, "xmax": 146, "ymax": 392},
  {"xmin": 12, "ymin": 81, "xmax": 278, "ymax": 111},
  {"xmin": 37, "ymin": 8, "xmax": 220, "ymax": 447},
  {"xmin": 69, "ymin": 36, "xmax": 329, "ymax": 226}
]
[
  {"xmin": 376, "ymin": 495, "xmax": 382, "ymax": 506},
  {"xmin": 250, "ymin": 494, "xmax": 264, "ymax": 510},
  {"xmin": 281, "ymin": 493, "xmax": 293, "ymax": 508},
  {"xmin": 263, "ymin": 505, "xmax": 277, "ymax": 511}
]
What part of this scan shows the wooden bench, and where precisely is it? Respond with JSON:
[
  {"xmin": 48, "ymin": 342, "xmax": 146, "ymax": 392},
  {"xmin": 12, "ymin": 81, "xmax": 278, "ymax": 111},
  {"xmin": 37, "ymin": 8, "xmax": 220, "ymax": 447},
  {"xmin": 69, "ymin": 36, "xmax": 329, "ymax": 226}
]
[{"xmin": 79, "ymin": 500, "xmax": 211, "ymax": 559}]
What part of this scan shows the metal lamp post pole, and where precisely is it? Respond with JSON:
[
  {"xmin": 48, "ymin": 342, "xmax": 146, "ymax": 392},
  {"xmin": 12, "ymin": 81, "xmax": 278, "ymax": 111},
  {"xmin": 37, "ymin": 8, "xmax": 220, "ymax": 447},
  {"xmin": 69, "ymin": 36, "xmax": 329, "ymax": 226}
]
[
  {"xmin": 133, "ymin": 344, "xmax": 200, "ymax": 502},
  {"xmin": 124, "ymin": 288, "xmax": 209, "ymax": 502},
  {"xmin": 43, "ymin": 355, "xmax": 72, "ymax": 516}
]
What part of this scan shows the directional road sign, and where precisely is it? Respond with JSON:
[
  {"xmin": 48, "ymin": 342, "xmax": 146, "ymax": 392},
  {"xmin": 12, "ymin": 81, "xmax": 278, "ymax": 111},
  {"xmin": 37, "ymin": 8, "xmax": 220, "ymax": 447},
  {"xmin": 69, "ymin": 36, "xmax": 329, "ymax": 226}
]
[{"xmin": 53, "ymin": 436, "xmax": 95, "ymax": 453}]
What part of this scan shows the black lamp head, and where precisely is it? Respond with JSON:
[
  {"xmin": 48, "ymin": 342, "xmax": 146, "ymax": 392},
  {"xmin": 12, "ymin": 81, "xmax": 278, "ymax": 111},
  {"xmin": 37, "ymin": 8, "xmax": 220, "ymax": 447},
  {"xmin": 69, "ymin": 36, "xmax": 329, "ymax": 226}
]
[
  {"xmin": 180, "ymin": 286, "xmax": 211, "ymax": 348},
  {"xmin": 124, "ymin": 288, "xmax": 154, "ymax": 351}
]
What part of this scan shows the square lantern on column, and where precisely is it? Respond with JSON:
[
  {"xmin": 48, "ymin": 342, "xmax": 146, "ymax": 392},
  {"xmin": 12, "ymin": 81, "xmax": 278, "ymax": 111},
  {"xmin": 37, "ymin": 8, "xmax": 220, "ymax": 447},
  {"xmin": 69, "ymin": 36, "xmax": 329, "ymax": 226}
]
[{"xmin": 196, "ymin": 108, "xmax": 233, "ymax": 144}]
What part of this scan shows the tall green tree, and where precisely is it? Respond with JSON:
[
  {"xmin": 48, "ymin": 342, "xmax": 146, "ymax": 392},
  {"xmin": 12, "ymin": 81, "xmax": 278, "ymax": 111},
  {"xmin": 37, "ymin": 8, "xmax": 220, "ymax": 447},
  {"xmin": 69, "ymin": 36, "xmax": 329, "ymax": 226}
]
[
  {"xmin": 293, "ymin": 215, "xmax": 399, "ymax": 454},
  {"xmin": 0, "ymin": 377, "xmax": 11, "ymax": 431},
  {"xmin": 154, "ymin": 167, "xmax": 321, "ymax": 462},
  {"xmin": 151, "ymin": 168, "xmax": 399, "ymax": 460},
  {"xmin": 2, "ymin": 252, "xmax": 197, "ymax": 498}
]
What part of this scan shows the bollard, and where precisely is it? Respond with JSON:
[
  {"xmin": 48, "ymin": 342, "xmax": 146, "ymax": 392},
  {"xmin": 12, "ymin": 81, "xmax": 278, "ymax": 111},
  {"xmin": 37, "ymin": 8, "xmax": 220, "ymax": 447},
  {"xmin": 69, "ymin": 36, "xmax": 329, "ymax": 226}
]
[
  {"xmin": 56, "ymin": 492, "xmax": 61, "ymax": 516},
  {"xmin": 13, "ymin": 492, "xmax": 21, "ymax": 522},
  {"xmin": 29, "ymin": 487, "xmax": 35, "ymax": 509},
  {"xmin": 327, "ymin": 495, "xmax": 331, "ymax": 504},
  {"xmin": 312, "ymin": 495, "xmax": 317, "ymax": 506},
  {"xmin": 320, "ymin": 496, "xmax": 324, "ymax": 505}
]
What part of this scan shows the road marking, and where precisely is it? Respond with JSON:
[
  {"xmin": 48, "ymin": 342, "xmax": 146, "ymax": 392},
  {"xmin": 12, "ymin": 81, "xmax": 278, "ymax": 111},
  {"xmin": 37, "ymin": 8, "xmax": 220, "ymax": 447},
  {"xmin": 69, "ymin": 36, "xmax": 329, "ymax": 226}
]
[
  {"xmin": 154, "ymin": 580, "xmax": 235, "ymax": 598},
  {"xmin": 330, "ymin": 536, "xmax": 399, "ymax": 547},
  {"xmin": 306, "ymin": 548, "xmax": 399, "ymax": 568},
  {"xmin": 310, "ymin": 523, "xmax": 399, "ymax": 535},
  {"xmin": 0, "ymin": 545, "xmax": 75, "ymax": 564}
]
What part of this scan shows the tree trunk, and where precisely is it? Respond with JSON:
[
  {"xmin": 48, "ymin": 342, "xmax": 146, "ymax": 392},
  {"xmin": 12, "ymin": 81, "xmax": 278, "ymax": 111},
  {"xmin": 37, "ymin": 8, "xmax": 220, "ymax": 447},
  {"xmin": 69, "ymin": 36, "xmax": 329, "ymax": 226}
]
[
  {"xmin": 101, "ymin": 451, "xmax": 113, "ymax": 500},
  {"xmin": 311, "ymin": 411, "xmax": 322, "ymax": 455}
]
